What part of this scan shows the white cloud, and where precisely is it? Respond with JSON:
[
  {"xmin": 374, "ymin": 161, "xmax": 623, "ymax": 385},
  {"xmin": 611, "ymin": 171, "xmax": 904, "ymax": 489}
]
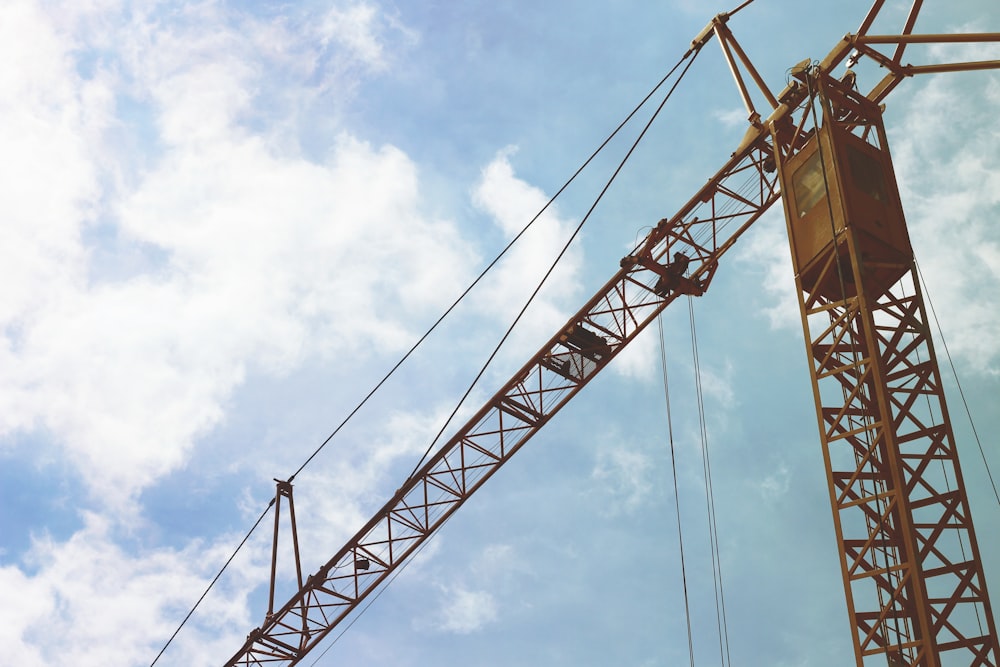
[
  {"xmin": 429, "ymin": 584, "xmax": 498, "ymax": 634},
  {"xmin": 713, "ymin": 107, "xmax": 750, "ymax": 128},
  {"xmin": 735, "ymin": 210, "xmax": 799, "ymax": 331},
  {"xmin": 315, "ymin": 3, "xmax": 401, "ymax": 72},
  {"xmin": 757, "ymin": 461, "xmax": 791, "ymax": 501},
  {"xmin": 0, "ymin": 2, "xmax": 479, "ymax": 510},
  {"xmin": 0, "ymin": 513, "xmax": 269, "ymax": 667},
  {"xmin": 592, "ymin": 445, "xmax": 653, "ymax": 514},
  {"xmin": 696, "ymin": 357, "xmax": 737, "ymax": 408},
  {"xmin": 429, "ymin": 545, "xmax": 536, "ymax": 636},
  {"xmin": 472, "ymin": 148, "xmax": 584, "ymax": 343},
  {"xmin": 890, "ymin": 73, "xmax": 1000, "ymax": 373},
  {"xmin": 610, "ymin": 316, "xmax": 661, "ymax": 382},
  {"xmin": 0, "ymin": 0, "xmax": 102, "ymax": 331},
  {"xmin": 409, "ymin": 541, "xmax": 532, "ymax": 638}
]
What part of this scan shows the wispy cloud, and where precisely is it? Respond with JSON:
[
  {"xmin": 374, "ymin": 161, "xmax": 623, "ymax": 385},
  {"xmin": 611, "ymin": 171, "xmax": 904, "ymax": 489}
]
[
  {"xmin": 428, "ymin": 584, "xmax": 499, "ymax": 634},
  {"xmin": 890, "ymin": 72, "xmax": 1000, "ymax": 373},
  {"xmin": 592, "ymin": 445, "xmax": 653, "ymax": 514}
]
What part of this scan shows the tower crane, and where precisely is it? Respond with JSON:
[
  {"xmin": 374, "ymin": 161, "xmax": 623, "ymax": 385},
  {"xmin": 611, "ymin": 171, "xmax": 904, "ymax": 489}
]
[{"xmin": 224, "ymin": 2, "xmax": 1000, "ymax": 665}]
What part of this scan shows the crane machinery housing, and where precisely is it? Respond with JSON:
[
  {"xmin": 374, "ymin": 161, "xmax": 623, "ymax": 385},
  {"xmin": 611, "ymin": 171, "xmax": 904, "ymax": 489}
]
[{"xmin": 219, "ymin": 2, "xmax": 1000, "ymax": 665}]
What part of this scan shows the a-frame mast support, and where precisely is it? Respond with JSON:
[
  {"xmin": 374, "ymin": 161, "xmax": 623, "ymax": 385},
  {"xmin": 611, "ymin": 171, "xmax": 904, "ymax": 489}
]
[{"xmin": 267, "ymin": 480, "xmax": 305, "ymax": 623}]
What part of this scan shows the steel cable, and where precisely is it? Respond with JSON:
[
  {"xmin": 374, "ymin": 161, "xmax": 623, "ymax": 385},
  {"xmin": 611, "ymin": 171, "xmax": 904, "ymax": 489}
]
[
  {"xmin": 658, "ymin": 313, "xmax": 697, "ymax": 667},
  {"xmin": 916, "ymin": 260, "xmax": 1000, "ymax": 507},
  {"xmin": 687, "ymin": 295, "xmax": 733, "ymax": 667},
  {"xmin": 149, "ymin": 503, "xmax": 274, "ymax": 666}
]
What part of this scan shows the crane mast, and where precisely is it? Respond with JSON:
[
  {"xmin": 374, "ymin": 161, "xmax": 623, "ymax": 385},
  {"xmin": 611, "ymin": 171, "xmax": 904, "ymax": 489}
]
[
  {"xmin": 773, "ymin": 64, "xmax": 998, "ymax": 666},
  {"xmin": 223, "ymin": 5, "xmax": 1000, "ymax": 666}
]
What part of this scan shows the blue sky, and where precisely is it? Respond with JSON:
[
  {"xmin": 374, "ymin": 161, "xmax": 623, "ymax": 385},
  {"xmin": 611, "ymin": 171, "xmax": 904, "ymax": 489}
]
[{"xmin": 1, "ymin": 1, "xmax": 998, "ymax": 666}]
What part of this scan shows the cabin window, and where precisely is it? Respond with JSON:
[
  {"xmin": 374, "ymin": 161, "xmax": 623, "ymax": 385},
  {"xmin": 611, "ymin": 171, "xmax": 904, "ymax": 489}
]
[{"xmin": 792, "ymin": 150, "xmax": 827, "ymax": 218}]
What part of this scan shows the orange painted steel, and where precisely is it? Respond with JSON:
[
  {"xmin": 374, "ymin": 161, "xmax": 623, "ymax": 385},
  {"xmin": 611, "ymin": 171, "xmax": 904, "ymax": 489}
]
[{"xmin": 773, "ymin": 66, "xmax": 998, "ymax": 666}]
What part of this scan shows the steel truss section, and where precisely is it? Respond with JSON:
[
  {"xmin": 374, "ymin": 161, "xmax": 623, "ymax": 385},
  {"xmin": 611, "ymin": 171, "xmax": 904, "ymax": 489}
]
[{"xmin": 797, "ymin": 242, "xmax": 998, "ymax": 667}]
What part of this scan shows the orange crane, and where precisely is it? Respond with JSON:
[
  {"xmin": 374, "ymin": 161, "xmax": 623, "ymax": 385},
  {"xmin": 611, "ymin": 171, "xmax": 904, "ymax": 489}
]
[{"xmin": 225, "ymin": 3, "xmax": 1000, "ymax": 665}]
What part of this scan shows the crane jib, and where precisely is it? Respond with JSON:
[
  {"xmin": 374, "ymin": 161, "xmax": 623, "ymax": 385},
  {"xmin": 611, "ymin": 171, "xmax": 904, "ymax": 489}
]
[{"xmin": 225, "ymin": 124, "xmax": 782, "ymax": 667}]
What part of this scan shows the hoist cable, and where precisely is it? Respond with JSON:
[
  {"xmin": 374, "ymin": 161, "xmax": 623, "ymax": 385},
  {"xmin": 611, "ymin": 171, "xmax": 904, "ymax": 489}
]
[
  {"xmin": 687, "ymin": 295, "xmax": 733, "ymax": 667},
  {"xmin": 657, "ymin": 313, "xmax": 696, "ymax": 667},
  {"xmin": 149, "ymin": 503, "xmax": 274, "ymax": 666},
  {"xmin": 405, "ymin": 47, "xmax": 703, "ymax": 479},
  {"xmin": 915, "ymin": 261, "xmax": 1000, "ymax": 507}
]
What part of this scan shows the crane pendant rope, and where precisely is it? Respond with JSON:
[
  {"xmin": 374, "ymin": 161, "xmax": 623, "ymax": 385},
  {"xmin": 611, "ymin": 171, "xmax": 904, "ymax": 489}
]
[
  {"xmin": 687, "ymin": 294, "xmax": 733, "ymax": 667},
  {"xmin": 657, "ymin": 312, "xmax": 696, "ymax": 666},
  {"xmin": 915, "ymin": 260, "xmax": 1000, "ymax": 509}
]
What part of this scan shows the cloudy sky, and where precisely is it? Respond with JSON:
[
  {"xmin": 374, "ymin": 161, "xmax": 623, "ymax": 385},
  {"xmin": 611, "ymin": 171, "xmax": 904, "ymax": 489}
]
[{"xmin": 1, "ymin": 1, "xmax": 998, "ymax": 666}]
